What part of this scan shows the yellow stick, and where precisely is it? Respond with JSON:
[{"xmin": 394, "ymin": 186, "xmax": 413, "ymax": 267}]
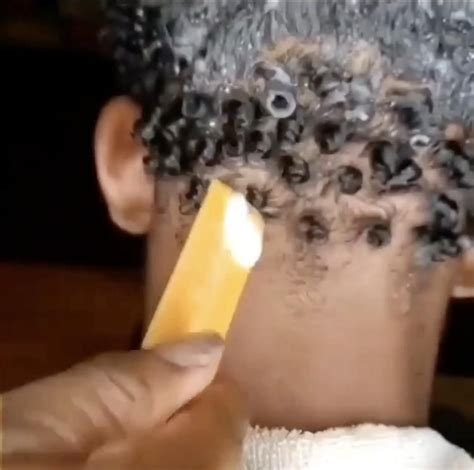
[{"xmin": 142, "ymin": 180, "xmax": 264, "ymax": 348}]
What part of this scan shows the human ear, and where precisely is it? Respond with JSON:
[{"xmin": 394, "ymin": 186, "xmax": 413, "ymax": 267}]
[{"xmin": 94, "ymin": 96, "xmax": 154, "ymax": 234}]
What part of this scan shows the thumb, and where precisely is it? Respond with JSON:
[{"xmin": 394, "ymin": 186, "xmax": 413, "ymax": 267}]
[
  {"xmin": 86, "ymin": 333, "xmax": 225, "ymax": 434},
  {"xmin": 3, "ymin": 334, "xmax": 224, "ymax": 461}
]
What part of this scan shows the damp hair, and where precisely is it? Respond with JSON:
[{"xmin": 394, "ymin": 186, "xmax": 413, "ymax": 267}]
[{"xmin": 103, "ymin": 0, "xmax": 474, "ymax": 264}]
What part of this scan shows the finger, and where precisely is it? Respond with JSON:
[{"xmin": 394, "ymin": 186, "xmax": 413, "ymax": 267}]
[
  {"xmin": 85, "ymin": 333, "xmax": 225, "ymax": 431},
  {"xmin": 87, "ymin": 381, "xmax": 249, "ymax": 470},
  {"xmin": 3, "ymin": 334, "xmax": 223, "ymax": 461}
]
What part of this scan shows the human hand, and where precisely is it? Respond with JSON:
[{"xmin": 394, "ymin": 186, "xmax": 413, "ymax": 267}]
[{"xmin": 2, "ymin": 334, "xmax": 248, "ymax": 469}]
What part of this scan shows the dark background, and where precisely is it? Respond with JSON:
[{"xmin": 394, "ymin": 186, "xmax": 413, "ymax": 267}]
[
  {"xmin": 1, "ymin": 45, "xmax": 144, "ymax": 268},
  {"xmin": 0, "ymin": 0, "xmax": 472, "ymax": 377},
  {"xmin": 1, "ymin": 0, "xmax": 144, "ymax": 267}
]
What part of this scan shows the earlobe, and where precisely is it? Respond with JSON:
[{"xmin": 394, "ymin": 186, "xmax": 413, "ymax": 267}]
[
  {"xmin": 95, "ymin": 96, "xmax": 154, "ymax": 234},
  {"xmin": 452, "ymin": 249, "xmax": 474, "ymax": 298}
]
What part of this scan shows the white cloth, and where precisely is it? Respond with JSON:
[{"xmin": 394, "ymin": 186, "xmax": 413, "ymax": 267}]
[{"xmin": 244, "ymin": 425, "xmax": 474, "ymax": 469}]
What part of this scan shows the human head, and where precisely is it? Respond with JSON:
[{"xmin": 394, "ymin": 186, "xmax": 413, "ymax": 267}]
[{"xmin": 95, "ymin": 0, "xmax": 474, "ymax": 430}]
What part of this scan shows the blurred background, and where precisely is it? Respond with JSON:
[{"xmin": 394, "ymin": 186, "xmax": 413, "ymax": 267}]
[
  {"xmin": 0, "ymin": 0, "xmax": 472, "ymax": 449},
  {"xmin": 1, "ymin": 0, "xmax": 143, "ymax": 268},
  {"xmin": 0, "ymin": 0, "xmax": 145, "ymax": 388}
]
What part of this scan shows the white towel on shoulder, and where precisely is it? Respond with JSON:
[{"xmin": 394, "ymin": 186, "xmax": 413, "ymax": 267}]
[{"xmin": 244, "ymin": 424, "xmax": 474, "ymax": 469}]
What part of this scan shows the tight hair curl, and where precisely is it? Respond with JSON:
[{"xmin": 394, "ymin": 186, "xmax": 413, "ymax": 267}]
[{"xmin": 103, "ymin": 0, "xmax": 474, "ymax": 263}]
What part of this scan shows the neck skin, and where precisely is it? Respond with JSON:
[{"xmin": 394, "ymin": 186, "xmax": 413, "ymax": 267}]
[{"xmin": 145, "ymin": 182, "xmax": 458, "ymax": 432}]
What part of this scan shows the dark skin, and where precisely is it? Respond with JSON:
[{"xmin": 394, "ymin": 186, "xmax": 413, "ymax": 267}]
[
  {"xmin": 4, "ymin": 36, "xmax": 474, "ymax": 468},
  {"xmin": 95, "ymin": 77, "xmax": 474, "ymax": 433},
  {"xmin": 146, "ymin": 140, "xmax": 461, "ymax": 431},
  {"xmin": 2, "ymin": 335, "xmax": 247, "ymax": 470},
  {"xmin": 2, "ymin": 94, "xmax": 473, "ymax": 469}
]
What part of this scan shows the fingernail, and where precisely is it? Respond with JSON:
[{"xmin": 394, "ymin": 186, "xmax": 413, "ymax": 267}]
[{"xmin": 155, "ymin": 333, "xmax": 224, "ymax": 368}]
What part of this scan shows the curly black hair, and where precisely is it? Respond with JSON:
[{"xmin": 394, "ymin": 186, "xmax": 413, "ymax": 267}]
[{"xmin": 103, "ymin": 0, "xmax": 474, "ymax": 263}]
